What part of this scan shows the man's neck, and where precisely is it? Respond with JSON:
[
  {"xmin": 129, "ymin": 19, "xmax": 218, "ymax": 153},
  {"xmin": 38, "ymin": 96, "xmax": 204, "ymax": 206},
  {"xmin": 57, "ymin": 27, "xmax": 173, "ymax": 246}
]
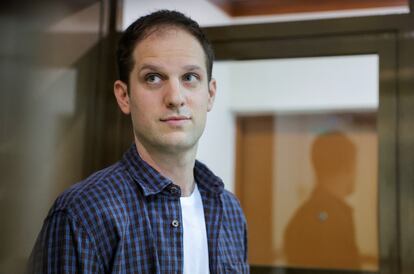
[{"xmin": 135, "ymin": 139, "xmax": 197, "ymax": 197}]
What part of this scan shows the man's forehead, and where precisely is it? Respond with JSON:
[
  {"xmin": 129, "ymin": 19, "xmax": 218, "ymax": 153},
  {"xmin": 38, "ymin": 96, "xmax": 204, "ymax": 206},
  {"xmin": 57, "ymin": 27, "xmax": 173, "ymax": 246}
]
[{"xmin": 131, "ymin": 26, "xmax": 208, "ymax": 70}]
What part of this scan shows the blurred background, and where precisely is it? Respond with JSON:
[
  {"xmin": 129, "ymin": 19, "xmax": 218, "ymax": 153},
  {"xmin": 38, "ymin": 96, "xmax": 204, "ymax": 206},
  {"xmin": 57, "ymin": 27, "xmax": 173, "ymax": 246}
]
[{"xmin": 1, "ymin": 1, "xmax": 414, "ymax": 273}]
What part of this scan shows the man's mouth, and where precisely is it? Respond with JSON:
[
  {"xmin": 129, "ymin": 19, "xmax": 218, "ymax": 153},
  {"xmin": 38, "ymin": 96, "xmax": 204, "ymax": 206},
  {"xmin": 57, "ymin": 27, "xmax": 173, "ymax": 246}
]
[
  {"xmin": 160, "ymin": 115, "xmax": 191, "ymax": 122},
  {"xmin": 160, "ymin": 115, "xmax": 191, "ymax": 126}
]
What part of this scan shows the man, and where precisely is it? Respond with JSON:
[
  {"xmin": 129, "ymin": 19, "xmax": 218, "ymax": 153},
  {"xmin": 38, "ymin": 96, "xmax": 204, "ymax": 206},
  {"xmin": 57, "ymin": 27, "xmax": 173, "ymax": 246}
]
[{"xmin": 29, "ymin": 10, "xmax": 248, "ymax": 274}]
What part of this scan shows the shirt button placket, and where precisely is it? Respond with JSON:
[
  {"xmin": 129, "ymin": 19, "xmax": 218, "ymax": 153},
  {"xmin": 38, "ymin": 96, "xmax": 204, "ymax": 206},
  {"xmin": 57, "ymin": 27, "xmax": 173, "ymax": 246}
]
[{"xmin": 171, "ymin": 219, "xmax": 180, "ymax": 228}]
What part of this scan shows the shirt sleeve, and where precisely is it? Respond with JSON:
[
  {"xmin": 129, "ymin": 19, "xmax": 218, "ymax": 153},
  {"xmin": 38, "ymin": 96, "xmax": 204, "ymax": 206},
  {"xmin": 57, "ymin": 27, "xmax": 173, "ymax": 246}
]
[{"xmin": 28, "ymin": 210, "xmax": 103, "ymax": 274}]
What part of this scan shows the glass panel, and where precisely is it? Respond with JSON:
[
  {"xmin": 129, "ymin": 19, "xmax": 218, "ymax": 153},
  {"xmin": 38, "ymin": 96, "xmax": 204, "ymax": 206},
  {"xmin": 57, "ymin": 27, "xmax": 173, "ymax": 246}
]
[
  {"xmin": 0, "ymin": 2, "xmax": 102, "ymax": 273},
  {"xmin": 209, "ymin": 55, "xmax": 380, "ymax": 272}
]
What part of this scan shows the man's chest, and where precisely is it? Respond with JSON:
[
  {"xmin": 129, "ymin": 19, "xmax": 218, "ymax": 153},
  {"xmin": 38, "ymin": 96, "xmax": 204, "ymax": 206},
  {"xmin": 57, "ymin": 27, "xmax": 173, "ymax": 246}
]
[{"xmin": 106, "ymin": 195, "xmax": 246, "ymax": 273}]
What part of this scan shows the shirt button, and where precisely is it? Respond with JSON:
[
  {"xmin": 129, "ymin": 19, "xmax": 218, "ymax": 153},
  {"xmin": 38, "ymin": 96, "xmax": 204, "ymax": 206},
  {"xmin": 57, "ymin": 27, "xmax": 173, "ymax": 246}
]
[
  {"xmin": 171, "ymin": 219, "xmax": 180, "ymax": 228},
  {"xmin": 169, "ymin": 185, "xmax": 180, "ymax": 195}
]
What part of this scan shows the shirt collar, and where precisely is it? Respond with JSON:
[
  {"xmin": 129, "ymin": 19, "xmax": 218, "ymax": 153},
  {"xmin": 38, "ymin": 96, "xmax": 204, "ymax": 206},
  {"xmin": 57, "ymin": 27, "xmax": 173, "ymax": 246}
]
[
  {"xmin": 122, "ymin": 144, "xmax": 224, "ymax": 197},
  {"xmin": 194, "ymin": 159, "xmax": 224, "ymax": 196}
]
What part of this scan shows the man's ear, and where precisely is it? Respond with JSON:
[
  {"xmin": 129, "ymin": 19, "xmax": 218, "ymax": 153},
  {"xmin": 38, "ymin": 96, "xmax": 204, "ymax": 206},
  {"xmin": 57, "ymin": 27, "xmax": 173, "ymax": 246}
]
[
  {"xmin": 114, "ymin": 80, "xmax": 130, "ymax": 114},
  {"xmin": 207, "ymin": 78, "xmax": 216, "ymax": 112}
]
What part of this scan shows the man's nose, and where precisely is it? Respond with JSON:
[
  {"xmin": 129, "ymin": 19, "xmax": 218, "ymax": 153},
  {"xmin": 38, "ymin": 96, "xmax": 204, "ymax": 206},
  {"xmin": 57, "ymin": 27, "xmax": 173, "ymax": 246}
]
[{"xmin": 164, "ymin": 78, "xmax": 185, "ymax": 108}]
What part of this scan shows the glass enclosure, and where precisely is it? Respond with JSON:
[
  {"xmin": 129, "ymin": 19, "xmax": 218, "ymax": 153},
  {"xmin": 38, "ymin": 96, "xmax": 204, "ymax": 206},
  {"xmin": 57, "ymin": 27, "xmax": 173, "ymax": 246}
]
[{"xmin": 210, "ymin": 55, "xmax": 380, "ymax": 272}]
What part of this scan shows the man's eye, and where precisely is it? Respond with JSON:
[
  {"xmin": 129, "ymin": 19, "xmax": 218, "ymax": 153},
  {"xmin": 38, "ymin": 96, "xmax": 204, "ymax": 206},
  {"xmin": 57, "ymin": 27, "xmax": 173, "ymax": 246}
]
[
  {"xmin": 182, "ymin": 73, "xmax": 199, "ymax": 83},
  {"xmin": 145, "ymin": 74, "xmax": 162, "ymax": 84}
]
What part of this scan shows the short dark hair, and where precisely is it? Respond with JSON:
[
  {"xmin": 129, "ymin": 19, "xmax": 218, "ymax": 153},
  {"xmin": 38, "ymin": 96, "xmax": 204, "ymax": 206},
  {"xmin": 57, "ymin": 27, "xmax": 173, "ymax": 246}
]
[{"xmin": 116, "ymin": 10, "xmax": 214, "ymax": 85}]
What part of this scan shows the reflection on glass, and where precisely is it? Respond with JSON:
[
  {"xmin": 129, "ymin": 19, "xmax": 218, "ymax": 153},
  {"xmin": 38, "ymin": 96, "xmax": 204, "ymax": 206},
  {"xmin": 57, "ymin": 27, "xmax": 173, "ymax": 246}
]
[
  {"xmin": 273, "ymin": 113, "xmax": 379, "ymax": 271},
  {"xmin": 236, "ymin": 113, "xmax": 379, "ymax": 271},
  {"xmin": 218, "ymin": 54, "xmax": 380, "ymax": 272},
  {"xmin": 284, "ymin": 131, "xmax": 360, "ymax": 269}
]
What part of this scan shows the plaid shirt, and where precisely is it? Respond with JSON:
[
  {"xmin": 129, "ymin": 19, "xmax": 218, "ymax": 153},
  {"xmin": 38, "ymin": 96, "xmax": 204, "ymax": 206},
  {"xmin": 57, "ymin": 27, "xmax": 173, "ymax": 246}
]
[{"xmin": 29, "ymin": 144, "xmax": 249, "ymax": 273}]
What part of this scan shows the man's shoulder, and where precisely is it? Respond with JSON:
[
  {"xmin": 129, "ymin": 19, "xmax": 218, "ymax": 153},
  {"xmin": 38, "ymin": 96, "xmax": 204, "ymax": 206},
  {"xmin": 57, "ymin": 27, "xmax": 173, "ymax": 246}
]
[
  {"xmin": 194, "ymin": 159, "xmax": 245, "ymax": 221},
  {"xmin": 221, "ymin": 189, "xmax": 246, "ymax": 222},
  {"xmin": 48, "ymin": 161, "xmax": 135, "ymax": 221},
  {"xmin": 221, "ymin": 189, "xmax": 241, "ymax": 206}
]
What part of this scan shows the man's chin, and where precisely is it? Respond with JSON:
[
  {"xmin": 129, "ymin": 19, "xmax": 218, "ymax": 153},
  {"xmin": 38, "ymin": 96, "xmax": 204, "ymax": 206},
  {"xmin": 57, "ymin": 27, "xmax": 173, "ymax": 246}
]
[
  {"xmin": 161, "ymin": 140, "xmax": 196, "ymax": 152},
  {"xmin": 136, "ymin": 131, "xmax": 201, "ymax": 153}
]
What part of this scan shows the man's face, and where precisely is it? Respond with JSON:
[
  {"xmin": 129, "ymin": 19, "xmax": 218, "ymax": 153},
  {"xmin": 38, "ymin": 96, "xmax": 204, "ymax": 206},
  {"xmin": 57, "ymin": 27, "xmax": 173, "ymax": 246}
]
[{"xmin": 114, "ymin": 27, "xmax": 216, "ymax": 154}]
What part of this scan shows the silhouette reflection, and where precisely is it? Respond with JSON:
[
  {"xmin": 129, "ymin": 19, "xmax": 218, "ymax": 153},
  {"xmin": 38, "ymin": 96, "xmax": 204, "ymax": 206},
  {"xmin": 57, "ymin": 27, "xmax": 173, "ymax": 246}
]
[{"xmin": 284, "ymin": 131, "xmax": 360, "ymax": 270}]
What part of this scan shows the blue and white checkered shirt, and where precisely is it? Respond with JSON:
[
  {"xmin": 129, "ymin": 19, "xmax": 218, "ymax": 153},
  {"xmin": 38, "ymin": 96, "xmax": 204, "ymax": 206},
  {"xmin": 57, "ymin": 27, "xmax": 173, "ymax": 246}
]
[{"xmin": 29, "ymin": 144, "xmax": 249, "ymax": 273}]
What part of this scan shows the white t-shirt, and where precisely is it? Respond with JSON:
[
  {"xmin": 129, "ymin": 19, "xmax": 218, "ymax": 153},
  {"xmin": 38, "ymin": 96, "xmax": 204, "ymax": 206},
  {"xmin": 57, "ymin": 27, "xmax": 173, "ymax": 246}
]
[{"xmin": 180, "ymin": 184, "xmax": 210, "ymax": 274}]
